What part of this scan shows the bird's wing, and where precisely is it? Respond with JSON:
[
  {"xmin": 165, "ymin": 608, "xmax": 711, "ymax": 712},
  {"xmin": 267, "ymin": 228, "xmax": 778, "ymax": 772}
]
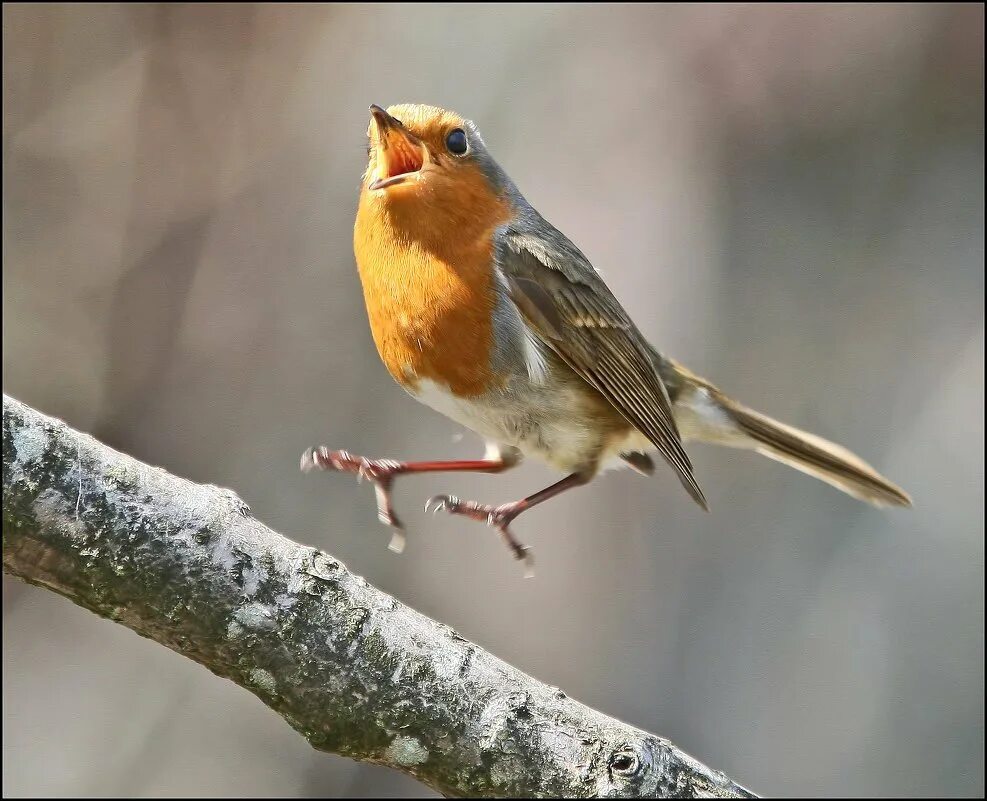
[{"xmin": 494, "ymin": 214, "xmax": 707, "ymax": 509}]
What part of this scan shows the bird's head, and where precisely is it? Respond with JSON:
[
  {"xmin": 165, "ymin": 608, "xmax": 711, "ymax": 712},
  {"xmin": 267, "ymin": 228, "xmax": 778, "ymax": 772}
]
[{"xmin": 361, "ymin": 103, "xmax": 508, "ymax": 218}]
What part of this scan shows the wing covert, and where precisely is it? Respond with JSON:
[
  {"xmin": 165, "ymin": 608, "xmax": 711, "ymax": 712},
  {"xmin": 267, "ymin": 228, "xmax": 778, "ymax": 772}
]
[{"xmin": 494, "ymin": 217, "xmax": 707, "ymax": 509}]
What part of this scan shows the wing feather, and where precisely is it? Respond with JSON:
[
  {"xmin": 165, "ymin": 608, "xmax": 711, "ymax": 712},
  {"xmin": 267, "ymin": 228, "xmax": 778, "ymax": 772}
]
[{"xmin": 496, "ymin": 216, "xmax": 707, "ymax": 509}]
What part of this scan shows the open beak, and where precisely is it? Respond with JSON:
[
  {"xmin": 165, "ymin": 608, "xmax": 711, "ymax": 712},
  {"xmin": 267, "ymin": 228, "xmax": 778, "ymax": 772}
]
[{"xmin": 368, "ymin": 104, "xmax": 426, "ymax": 191}]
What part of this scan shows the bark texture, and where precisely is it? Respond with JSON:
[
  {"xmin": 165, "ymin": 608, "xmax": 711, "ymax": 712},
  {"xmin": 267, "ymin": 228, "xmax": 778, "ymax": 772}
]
[{"xmin": 2, "ymin": 394, "xmax": 755, "ymax": 798}]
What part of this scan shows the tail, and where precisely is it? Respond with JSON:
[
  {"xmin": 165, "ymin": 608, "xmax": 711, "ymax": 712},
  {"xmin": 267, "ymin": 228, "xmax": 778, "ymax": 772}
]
[
  {"xmin": 659, "ymin": 358, "xmax": 912, "ymax": 508},
  {"xmin": 719, "ymin": 395, "xmax": 912, "ymax": 507}
]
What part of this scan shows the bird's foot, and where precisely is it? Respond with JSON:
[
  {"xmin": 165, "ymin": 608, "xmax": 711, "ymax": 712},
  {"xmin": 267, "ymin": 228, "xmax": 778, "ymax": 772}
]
[
  {"xmin": 301, "ymin": 447, "xmax": 406, "ymax": 553},
  {"xmin": 425, "ymin": 495, "xmax": 534, "ymax": 577}
]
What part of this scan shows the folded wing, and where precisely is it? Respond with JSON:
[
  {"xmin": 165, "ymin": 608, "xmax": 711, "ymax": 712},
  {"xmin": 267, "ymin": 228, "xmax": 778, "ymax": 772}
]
[{"xmin": 495, "ymin": 215, "xmax": 708, "ymax": 510}]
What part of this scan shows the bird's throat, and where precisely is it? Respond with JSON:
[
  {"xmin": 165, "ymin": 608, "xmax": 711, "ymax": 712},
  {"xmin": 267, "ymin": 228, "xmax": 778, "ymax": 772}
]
[{"xmin": 353, "ymin": 194, "xmax": 505, "ymax": 398}]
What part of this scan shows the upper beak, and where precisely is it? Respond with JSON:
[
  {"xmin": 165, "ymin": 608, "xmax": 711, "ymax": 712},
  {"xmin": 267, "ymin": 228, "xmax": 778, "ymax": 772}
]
[
  {"xmin": 368, "ymin": 104, "xmax": 425, "ymax": 191},
  {"xmin": 369, "ymin": 104, "xmax": 398, "ymax": 134}
]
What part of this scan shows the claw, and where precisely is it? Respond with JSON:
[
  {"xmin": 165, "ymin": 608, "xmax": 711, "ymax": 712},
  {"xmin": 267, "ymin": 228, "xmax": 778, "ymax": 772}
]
[
  {"xmin": 302, "ymin": 446, "xmax": 350, "ymax": 474},
  {"xmin": 302, "ymin": 447, "xmax": 538, "ymax": 573},
  {"xmin": 387, "ymin": 527, "xmax": 406, "ymax": 554},
  {"xmin": 521, "ymin": 548, "xmax": 535, "ymax": 579},
  {"xmin": 426, "ymin": 493, "xmax": 534, "ymax": 574},
  {"xmin": 425, "ymin": 494, "xmax": 453, "ymax": 515},
  {"xmin": 302, "ymin": 446, "xmax": 407, "ymax": 556}
]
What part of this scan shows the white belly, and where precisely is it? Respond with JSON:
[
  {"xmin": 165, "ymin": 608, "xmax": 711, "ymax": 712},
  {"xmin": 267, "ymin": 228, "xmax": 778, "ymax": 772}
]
[{"xmin": 407, "ymin": 377, "xmax": 608, "ymax": 473}]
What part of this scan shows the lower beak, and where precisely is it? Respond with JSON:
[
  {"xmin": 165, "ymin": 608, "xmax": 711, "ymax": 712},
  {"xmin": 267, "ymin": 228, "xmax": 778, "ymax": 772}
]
[{"xmin": 369, "ymin": 104, "xmax": 425, "ymax": 190}]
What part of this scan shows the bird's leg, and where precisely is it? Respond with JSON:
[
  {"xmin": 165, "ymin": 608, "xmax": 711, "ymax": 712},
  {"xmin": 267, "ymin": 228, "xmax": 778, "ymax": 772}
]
[
  {"xmin": 425, "ymin": 471, "xmax": 591, "ymax": 576},
  {"xmin": 300, "ymin": 446, "xmax": 514, "ymax": 554}
]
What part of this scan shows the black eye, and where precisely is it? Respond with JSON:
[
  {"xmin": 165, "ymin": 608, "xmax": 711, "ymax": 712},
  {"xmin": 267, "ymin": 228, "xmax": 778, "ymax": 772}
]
[{"xmin": 446, "ymin": 128, "xmax": 468, "ymax": 155}]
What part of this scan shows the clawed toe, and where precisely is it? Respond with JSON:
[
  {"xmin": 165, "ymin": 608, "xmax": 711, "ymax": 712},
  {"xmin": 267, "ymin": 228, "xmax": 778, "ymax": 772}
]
[
  {"xmin": 519, "ymin": 548, "xmax": 535, "ymax": 579},
  {"xmin": 303, "ymin": 446, "xmax": 407, "ymax": 553},
  {"xmin": 300, "ymin": 447, "xmax": 319, "ymax": 473},
  {"xmin": 302, "ymin": 447, "xmax": 536, "ymax": 573},
  {"xmin": 385, "ymin": 526, "xmax": 406, "ymax": 554},
  {"xmin": 374, "ymin": 482, "xmax": 406, "ymax": 553},
  {"xmin": 424, "ymin": 494, "xmax": 453, "ymax": 515},
  {"xmin": 424, "ymin": 494, "xmax": 497, "ymax": 523},
  {"xmin": 425, "ymin": 492, "xmax": 533, "ymax": 573},
  {"xmin": 300, "ymin": 446, "xmax": 352, "ymax": 474}
]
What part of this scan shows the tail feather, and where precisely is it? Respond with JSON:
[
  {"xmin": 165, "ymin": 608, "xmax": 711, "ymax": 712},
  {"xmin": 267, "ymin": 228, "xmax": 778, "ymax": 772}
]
[
  {"xmin": 718, "ymin": 394, "xmax": 912, "ymax": 508},
  {"xmin": 654, "ymin": 350, "xmax": 913, "ymax": 508}
]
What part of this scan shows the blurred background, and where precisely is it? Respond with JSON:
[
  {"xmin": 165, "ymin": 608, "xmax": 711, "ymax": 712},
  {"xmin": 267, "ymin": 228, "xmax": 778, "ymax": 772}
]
[{"xmin": 2, "ymin": 3, "xmax": 983, "ymax": 797}]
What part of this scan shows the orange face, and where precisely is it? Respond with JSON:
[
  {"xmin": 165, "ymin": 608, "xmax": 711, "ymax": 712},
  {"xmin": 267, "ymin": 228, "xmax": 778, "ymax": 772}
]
[
  {"xmin": 364, "ymin": 103, "xmax": 478, "ymax": 195},
  {"xmin": 360, "ymin": 104, "xmax": 509, "ymax": 247}
]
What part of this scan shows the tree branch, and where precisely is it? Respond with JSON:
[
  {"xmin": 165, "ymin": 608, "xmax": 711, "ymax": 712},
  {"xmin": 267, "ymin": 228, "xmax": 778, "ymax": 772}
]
[{"xmin": 2, "ymin": 394, "xmax": 755, "ymax": 799}]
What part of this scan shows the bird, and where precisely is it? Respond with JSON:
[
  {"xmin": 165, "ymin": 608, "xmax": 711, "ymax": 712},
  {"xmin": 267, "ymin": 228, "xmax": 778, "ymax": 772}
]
[{"xmin": 301, "ymin": 103, "xmax": 911, "ymax": 574}]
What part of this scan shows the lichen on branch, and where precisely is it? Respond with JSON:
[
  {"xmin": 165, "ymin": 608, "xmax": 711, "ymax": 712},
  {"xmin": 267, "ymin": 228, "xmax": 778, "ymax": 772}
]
[{"xmin": 2, "ymin": 394, "xmax": 755, "ymax": 799}]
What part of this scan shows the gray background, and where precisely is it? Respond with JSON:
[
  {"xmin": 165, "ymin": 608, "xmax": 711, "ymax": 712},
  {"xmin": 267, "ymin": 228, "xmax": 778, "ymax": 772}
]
[{"xmin": 3, "ymin": 3, "xmax": 983, "ymax": 797}]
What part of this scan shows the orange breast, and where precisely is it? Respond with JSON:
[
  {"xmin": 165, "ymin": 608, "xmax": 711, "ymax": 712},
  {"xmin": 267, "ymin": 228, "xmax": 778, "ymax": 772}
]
[{"xmin": 353, "ymin": 172, "xmax": 512, "ymax": 398}]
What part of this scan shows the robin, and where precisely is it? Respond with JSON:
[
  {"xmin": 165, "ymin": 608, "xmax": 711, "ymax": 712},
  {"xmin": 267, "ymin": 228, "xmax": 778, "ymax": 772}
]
[{"xmin": 302, "ymin": 103, "xmax": 911, "ymax": 573}]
